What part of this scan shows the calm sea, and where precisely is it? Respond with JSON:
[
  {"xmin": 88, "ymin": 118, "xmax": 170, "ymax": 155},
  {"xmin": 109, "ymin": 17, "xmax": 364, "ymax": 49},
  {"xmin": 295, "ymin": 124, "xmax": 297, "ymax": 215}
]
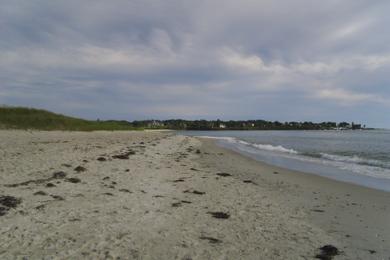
[{"xmin": 180, "ymin": 130, "xmax": 390, "ymax": 192}]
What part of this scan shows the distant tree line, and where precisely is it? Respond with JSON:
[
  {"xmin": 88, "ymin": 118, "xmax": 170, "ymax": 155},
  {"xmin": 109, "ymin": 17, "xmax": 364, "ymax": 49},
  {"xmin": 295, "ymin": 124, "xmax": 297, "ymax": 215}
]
[
  {"xmin": 0, "ymin": 106, "xmax": 367, "ymax": 131},
  {"xmin": 131, "ymin": 119, "xmax": 364, "ymax": 130}
]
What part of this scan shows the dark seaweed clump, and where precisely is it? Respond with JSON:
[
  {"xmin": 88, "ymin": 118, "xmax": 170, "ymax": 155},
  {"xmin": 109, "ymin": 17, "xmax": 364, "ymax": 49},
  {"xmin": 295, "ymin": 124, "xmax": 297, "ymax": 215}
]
[
  {"xmin": 207, "ymin": 211, "xmax": 230, "ymax": 219},
  {"xmin": 74, "ymin": 166, "xmax": 87, "ymax": 172},
  {"xmin": 315, "ymin": 245, "xmax": 340, "ymax": 260},
  {"xmin": 199, "ymin": 236, "xmax": 222, "ymax": 244},
  {"xmin": 216, "ymin": 172, "xmax": 232, "ymax": 177},
  {"xmin": 0, "ymin": 196, "xmax": 22, "ymax": 216},
  {"xmin": 66, "ymin": 177, "xmax": 81, "ymax": 183},
  {"xmin": 52, "ymin": 171, "xmax": 67, "ymax": 179},
  {"xmin": 112, "ymin": 150, "xmax": 136, "ymax": 160}
]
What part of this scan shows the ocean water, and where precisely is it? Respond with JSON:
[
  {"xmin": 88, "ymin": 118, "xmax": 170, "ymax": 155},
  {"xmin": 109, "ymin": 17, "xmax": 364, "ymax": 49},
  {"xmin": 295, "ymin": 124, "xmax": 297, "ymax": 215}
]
[{"xmin": 180, "ymin": 130, "xmax": 390, "ymax": 192}]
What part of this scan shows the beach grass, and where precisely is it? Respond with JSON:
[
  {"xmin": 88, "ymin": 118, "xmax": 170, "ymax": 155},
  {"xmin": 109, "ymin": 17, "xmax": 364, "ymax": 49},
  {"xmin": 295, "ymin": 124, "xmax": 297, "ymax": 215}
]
[{"xmin": 0, "ymin": 106, "xmax": 140, "ymax": 131}]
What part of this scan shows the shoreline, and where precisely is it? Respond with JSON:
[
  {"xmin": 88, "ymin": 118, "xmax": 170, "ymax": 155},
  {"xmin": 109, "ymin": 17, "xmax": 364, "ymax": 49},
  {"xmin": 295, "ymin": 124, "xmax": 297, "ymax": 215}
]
[
  {"xmin": 1, "ymin": 130, "xmax": 389, "ymax": 259},
  {"xmin": 197, "ymin": 137, "xmax": 390, "ymax": 258},
  {"xmin": 182, "ymin": 130, "xmax": 390, "ymax": 193},
  {"xmin": 209, "ymin": 137, "xmax": 390, "ymax": 193}
]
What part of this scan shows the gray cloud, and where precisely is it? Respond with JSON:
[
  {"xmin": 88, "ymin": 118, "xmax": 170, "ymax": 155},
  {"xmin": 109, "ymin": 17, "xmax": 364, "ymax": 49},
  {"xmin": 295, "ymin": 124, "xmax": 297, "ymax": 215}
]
[{"xmin": 0, "ymin": 0, "xmax": 389, "ymax": 127}]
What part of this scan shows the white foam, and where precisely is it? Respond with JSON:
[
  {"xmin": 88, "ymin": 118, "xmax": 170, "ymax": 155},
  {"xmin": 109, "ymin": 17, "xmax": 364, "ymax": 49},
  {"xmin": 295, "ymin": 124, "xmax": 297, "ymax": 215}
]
[
  {"xmin": 197, "ymin": 135, "xmax": 298, "ymax": 154},
  {"xmin": 196, "ymin": 134, "xmax": 390, "ymax": 180},
  {"xmin": 251, "ymin": 143, "xmax": 298, "ymax": 154},
  {"xmin": 319, "ymin": 153, "xmax": 385, "ymax": 167},
  {"xmin": 196, "ymin": 136, "xmax": 237, "ymax": 142},
  {"xmin": 320, "ymin": 158, "xmax": 390, "ymax": 180}
]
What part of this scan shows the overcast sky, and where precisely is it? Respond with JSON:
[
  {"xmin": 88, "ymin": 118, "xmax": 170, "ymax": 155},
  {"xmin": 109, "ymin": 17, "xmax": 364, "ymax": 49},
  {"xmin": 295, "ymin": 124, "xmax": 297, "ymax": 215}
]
[{"xmin": 0, "ymin": 1, "xmax": 389, "ymax": 127}]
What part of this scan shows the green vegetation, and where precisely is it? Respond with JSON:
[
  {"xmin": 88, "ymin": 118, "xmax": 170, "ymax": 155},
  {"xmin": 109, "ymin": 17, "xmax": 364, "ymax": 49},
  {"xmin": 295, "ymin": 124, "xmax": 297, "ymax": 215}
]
[{"xmin": 0, "ymin": 106, "xmax": 139, "ymax": 131}]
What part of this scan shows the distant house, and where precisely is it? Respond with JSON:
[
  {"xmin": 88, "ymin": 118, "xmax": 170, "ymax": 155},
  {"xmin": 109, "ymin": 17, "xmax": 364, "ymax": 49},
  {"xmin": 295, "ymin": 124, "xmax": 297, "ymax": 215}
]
[
  {"xmin": 219, "ymin": 124, "xmax": 226, "ymax": 129},
  {"xmin": 337, "ymin": 122, "xmax": 350, "ymax": 129},
  {"xmin": 147, "ymin": 120, "xmax": 164, "ymax": 128},
  {"xmin": 352, "ymin": 122, "xmax": 361, "ymax": 130}
]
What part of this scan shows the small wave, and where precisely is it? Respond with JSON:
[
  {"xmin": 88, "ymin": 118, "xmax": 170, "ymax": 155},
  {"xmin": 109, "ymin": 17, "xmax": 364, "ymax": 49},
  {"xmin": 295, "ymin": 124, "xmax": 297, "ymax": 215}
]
[
  {"xmin": 319, "ymin": 153, "xmax": 388, "ymax": 168},
  {"xmin": 319, "ymin": 158, "xmax": 390, "ymax": 180},
  {"xmin": 251, "ymin": 143, "xmax": 298, "ymax": 154},
  {"xmin": 197, "ymin": 136, "xmax": 298, "ymax": 154},
  {"xmin": 196, "ymin": 136, "xmax": 237, "ymax": 142}
]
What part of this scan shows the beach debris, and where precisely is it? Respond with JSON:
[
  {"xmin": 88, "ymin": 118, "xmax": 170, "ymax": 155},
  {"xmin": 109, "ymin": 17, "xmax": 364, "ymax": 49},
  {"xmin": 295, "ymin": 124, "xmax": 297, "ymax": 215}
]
[
  {"xmin": 243, "ymin": 180, "xmax": 257, "ymax": 185},
  {"xmin": 183, "ymin": 189, "xmax": 206, "ymax": 195},
  {"xmin": 51, "ymin": 195, "xmax": 65, "ymax": 200},
  {"xmin": 35, "ymin": 204, "xmax": 45, "ymax": 210},
  {"xmin": 112, "ymin": 154, "xmax": 128, "ymax": 159},
  {"xmin": 112, "ymin": 150, "xmax": 136, "ymax": 160},
  {"xmin": 199, "ymin": 236, "xmax": 222, "ymax": 244},
  {"xmin": 97, "ymin": 157, "xmax": 107, "ymax": 161},
  {"xmin": 5, "ymin": 171, "xmax": 67, "ymax": 188},
  {"xmin": 273, "ymin": 171, "xmax": 279, "ymax": 174},
  {"xmin": 190, "ymin": 168, "xmax": 199, "ymax": 171},
  {"xmin": 119, "ymin": 189, "xmax": 132, "ymax": 193},
  {"xmin": 82, "ymin": 160, "xmax": 88, "ymax": 163},
  {"xmin": 216, "ymin": 172, "xmax": 232, "ymax": 177},
  {"xmin": 173, "ymin": 179, "xmax": 185, "ymax": 183},
  {"xmin": 0, "ymin": 195, "xmax": 22, "ymax": 216},
  {"xmin": 103, "ymin": 192, "xmax": 114, "ymax": 196},
  {"xmin": 192, "ymin": 190, "xmax": 205, "ymax": 195},
  {"xmin": 207, "ymin": 211, "xmax": 230, "ymax": 219},
  {"xmin": 172, "ymin": 202, "xmax": 182, "ymax": 207},
  {"xmin": 368, "ymin": 250, "xmax": 376, "ymax": 254},
  {"xmin": 74, "ymin": 166, "xmax": 86, "ymax": 172},
  {"xmin": 196, "ymin": 149, "xmax": 201, "ymax": 154},
  {"xmin": 52, "ymin": 171, "xmax": 67, "ymax": 179},
  {"xmin": 33, "ymin": 191, "xmax": 47, "ymax": 196},
  {"xmin": 46, "ymin": 183, "xmax": 56, "ymax": 188},
  {"xmin": 0, "ymin": 196, "xmax": 21, "ymax": 208},
  {"xmin": 315, "ymin": 245, "xmax": 340, "ymax": 260},
  {"xmin": 181, "ymin": 200, "xmax": 192, "ymax": 204},
  {"xmin": 311, "ymin": 209, "xmax": 325, "ymax": 213},
  {"xmin": 4, "ymin": 180, "xmax": 36, "ymax": 188},
  {"xmin": 61, "ymin": 163, "xmax": 72, "ymax": 168},
  {"xmin": 66, "ymin": 177, "xmax": 81, "ymax": 183}
]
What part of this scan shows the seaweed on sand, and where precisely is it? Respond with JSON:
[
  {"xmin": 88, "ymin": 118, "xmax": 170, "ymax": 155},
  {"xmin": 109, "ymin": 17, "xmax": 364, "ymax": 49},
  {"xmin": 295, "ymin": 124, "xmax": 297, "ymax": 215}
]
[
  {"xmin": 315, "ymin": 245, "xmax": 340, "ymax": 260},
  {"xmin": 207, "ymin": 211, "xmax": 230, "ymax": 219},
  {"xmin": 199, "ymin": 236, "xmax": 222, "ymax": 244}
]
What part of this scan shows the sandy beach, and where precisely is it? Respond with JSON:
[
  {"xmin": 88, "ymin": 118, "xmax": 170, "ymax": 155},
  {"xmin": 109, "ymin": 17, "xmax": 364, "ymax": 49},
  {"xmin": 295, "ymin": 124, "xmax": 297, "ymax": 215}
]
[{"xmin": 0, "ymin": 130, "xmax": 389, "ymax": 259}]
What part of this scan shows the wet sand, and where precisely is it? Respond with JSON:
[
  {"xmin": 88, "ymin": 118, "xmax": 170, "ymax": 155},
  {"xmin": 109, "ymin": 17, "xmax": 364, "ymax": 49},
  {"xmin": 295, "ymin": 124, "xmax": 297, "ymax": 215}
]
[{"xmin": 0, "ymin": 130, "xmax": 389, "ymax": 259}]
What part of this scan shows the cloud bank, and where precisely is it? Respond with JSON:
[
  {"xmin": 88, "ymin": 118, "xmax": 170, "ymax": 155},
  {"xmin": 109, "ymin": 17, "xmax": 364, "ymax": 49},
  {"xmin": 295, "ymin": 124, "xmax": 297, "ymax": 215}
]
[{"xmin": 1, "ymin": 0, "xmax": 389, "ymax": 126}]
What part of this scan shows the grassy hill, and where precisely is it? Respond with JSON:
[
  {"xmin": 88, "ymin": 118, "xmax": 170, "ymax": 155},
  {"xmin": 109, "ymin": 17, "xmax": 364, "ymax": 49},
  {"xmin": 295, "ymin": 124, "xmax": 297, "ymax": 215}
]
[{"xmin": 0, "ymin": 106, "xmax": 139, "ymax": 131}]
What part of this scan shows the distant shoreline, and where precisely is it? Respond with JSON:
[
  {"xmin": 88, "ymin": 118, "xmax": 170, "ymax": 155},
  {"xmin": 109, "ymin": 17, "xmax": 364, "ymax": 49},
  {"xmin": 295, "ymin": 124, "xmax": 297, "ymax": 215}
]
[{"xmin": 1, "ymin": 106, "xmax": 373, "ymax": 131}]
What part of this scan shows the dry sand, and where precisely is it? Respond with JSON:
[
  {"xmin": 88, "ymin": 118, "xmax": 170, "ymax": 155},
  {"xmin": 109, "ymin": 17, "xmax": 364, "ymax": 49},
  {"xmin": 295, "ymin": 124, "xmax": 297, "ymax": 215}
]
[{"xmin": 0, "ymin": 130, "xmax": 389, "ymax": 259}]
